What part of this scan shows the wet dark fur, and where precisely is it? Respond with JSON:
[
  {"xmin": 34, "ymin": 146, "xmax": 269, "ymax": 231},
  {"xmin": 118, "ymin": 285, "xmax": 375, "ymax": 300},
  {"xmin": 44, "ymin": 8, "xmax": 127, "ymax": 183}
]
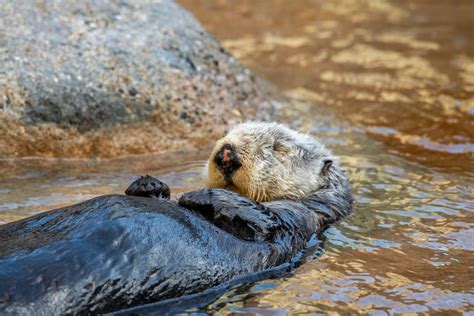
[{"xmin": 0, "ymin": 174, "xmax": 352, "ymax": 314}]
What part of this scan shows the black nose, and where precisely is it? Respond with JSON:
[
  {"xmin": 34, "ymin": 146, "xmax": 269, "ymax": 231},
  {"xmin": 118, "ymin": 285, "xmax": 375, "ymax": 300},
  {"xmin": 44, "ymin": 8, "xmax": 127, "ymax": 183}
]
[{"xmin": 214, "ymin": 144, "xmax": 242, "ymax": 180}]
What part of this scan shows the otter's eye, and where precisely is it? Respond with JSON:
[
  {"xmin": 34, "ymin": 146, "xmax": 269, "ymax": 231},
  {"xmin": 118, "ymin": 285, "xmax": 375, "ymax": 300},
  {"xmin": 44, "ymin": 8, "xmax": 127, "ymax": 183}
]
[
  {"xmin": 273, "ymin": 140, "xmax": 290, "ymax": 153},
  {"xmin": 273, "ymin": 141, "xmax": 282, "ymax": 151}
]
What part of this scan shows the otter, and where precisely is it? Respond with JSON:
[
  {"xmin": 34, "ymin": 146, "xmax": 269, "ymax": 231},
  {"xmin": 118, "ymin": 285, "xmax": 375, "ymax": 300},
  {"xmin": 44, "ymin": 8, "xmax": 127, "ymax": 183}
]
[
  {"xmin": 203, "ymin": 122, "xmax": 343, "ymax": 202},
  {"xmin": 0, "ymin": 123, "xmax": 352, "ymax": 314}
]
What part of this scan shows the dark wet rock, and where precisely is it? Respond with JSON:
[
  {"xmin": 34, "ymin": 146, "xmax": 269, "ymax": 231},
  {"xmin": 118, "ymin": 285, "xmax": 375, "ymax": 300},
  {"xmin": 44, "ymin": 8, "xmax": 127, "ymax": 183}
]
[
  {"xmin": 0, "ymin": 0, "xmax": 276, "ymax": 158},
  {"xmin": 0, "ymin": 176, "xmax": 352, "ymax": 314}
]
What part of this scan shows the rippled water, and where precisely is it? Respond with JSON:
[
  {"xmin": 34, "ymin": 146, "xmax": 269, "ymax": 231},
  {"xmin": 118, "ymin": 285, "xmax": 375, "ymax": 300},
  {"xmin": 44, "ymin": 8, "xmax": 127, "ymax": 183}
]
[
  {"xmin": 194, "ymin": 104, "xmax": 472, "ymax": 314},
  {"xmin": 1, "ymin": 0, "xmax": 474, "ymax": 314},
  {"xmin": 0, "ymin": 150, "xmax": 208, "ymax": 224},
  {"xmin": 181, "ymin": 0, "xmax": 474, "ymax": 172},
  {"xmin": 177, "ymin": 0, "xmax": 474, "ymax": 313}
]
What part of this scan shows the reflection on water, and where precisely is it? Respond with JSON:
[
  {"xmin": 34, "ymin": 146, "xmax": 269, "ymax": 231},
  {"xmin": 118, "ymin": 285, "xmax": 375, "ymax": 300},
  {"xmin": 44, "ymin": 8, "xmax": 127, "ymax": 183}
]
[
  {"xmin": 1, "ymin": 103, "xmax": 472, "ymax": 313},
  {"xmin": 193, "ymin": 103, "xmax": 473, "ymax": 314},
  {"xmin": 1, "ymin": 0, "xmax": 474, "ymax": 314},
  {"xmin": 178, "ymin": 0, "xmax": 473, "ymax": 313},
  {"xmin": 180, "ymin": 0, "xmax": 474, "ymax": 172},
  {"xmin": 0, "ymin": 150, "xmax": 209, "ymax": 224}
]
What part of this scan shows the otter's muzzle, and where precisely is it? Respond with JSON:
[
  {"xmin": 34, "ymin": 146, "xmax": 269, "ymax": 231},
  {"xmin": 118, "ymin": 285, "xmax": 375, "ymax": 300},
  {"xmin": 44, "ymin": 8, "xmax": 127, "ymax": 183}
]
[{"xmin": 214, "ymin": 144, "xmax": 242, "ymax": 181}]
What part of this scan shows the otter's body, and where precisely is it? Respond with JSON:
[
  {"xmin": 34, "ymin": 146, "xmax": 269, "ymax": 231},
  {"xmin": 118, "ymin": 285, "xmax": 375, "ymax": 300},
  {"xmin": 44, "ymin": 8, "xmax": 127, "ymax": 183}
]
[
  {"xmin": 0, "ymin": 184, "xmax": 352, "ymax": 314},
  {"xmin": 204, "ymin": 122, "xmax": 348, "ymax": 202},
  {"xmin": 0, "ymin": 123, "xmax": 353, "ymax": 314}
]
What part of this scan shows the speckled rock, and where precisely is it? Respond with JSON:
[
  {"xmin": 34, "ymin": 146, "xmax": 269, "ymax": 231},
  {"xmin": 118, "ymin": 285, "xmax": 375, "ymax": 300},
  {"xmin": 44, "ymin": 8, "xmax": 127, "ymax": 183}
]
[{"xmin": 0, "ymin": 0, "xmax": 276, "ymax": 158}]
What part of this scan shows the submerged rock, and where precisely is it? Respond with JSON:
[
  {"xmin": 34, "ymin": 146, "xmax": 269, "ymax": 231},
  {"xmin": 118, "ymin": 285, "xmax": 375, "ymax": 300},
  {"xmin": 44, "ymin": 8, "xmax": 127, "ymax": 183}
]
[{"xmin": 0, "ymin": 0, "xmax": 276, "ymax": 158}]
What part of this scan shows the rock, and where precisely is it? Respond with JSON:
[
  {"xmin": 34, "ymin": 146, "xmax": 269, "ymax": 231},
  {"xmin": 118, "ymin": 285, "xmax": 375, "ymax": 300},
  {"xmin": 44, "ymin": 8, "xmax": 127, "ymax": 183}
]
[{"xmin": 0, "ymin": 0, "xmax": 276, "ymax": 158}]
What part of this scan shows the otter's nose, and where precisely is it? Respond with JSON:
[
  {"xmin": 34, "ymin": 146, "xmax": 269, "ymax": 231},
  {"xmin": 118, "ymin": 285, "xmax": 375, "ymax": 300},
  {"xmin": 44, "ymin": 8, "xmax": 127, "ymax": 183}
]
[{"xmin": 214, "ymin": 144, "xmax": 242, "ymax": 178}]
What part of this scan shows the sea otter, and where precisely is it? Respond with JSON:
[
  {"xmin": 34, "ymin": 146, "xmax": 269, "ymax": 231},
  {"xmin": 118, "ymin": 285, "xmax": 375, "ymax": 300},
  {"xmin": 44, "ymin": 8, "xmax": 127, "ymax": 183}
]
[
  {"xmin": 203, "ymin": 122, "xmax": 345, "ymax": 202},
  {"xmin": 122, "ymin": 123, "xmax": 352, "ymax": 242},
  {"xmin": 0, "ymin": 123, "xmax": 352, "ymax": 314}
]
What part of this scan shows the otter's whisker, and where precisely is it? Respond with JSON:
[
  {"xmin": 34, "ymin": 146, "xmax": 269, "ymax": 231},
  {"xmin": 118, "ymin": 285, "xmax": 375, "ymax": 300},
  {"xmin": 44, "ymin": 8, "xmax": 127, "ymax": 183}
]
[
  {"xmin": 261, "ymin": 187, "xmax": 267, "ymax": 202},
  {"xmin": 181, "ymin": 161, "xmax": 207, "ymax": 167},
  {"xmin": 249, "ymin": 185, "xmax": 254, "ymax": 201},
  {"xmin": 251, "ymin": 182, "xmax": 257, "ymax": 202},
  {"xmin": 258, "ymin": 185, "xmax": 265, "ymax": 202}
]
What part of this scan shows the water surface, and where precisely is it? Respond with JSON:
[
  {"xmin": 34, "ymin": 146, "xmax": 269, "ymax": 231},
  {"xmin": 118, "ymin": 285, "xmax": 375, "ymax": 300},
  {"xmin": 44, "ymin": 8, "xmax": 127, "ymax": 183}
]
[
  {"xmin": 181, "ymin": 0, "xmax": 474, "ymax": 171},
  {"xmin": 1, "ymin": 0, "xmax": 473, "ymax": 314},
  {"xmin": 177, "ymin": 0, "xmax": 474, "ymax": 313}
]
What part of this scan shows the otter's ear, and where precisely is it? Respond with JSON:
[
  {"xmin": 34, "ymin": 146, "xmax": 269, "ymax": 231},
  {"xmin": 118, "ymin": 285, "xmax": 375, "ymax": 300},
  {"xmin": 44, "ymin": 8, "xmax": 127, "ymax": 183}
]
[
  {"xmin": 321, "ymin": 159, "xmax": 332, "ymax": 175},
  {"xmin": 273, "ymin": 140, "xmax": 291, "ymax": 153}
]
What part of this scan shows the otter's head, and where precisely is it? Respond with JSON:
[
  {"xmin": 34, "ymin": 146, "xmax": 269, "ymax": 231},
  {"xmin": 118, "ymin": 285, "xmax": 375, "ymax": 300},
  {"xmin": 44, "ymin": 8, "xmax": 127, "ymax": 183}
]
[{"xmin": 203, "ymin": 122, "xmax": 335, "ymax": 202}]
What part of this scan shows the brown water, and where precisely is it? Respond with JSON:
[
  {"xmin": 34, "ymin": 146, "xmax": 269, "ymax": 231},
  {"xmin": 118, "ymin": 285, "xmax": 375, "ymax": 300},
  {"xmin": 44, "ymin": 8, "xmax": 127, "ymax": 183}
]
[
  {"xmin": 1, "ymin": 0, "xmax": 474, "ymax": 314},
  {"xmin": 0, "ymin": 150, "xmax": 209, "ymax": 224},
  {"xmin": 180, "ymin": 0, "xmax": 474, "ymax": 172}
]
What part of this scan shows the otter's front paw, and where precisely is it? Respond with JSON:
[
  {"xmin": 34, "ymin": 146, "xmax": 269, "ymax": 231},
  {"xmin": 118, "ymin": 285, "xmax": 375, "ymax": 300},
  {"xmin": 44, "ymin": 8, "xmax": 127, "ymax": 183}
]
[
  {"xmin": 178, "ymin": 189, "xmax": 222, "ymax": 220},
  {"xmin": 125, "ymin": 175, "xmax": 170, "ymax": 199},
  {"xmin": 178, "ymin": 189, "xmax": 245, "ymax": 219},
  {"xmin": 179, "ymin": 189, "xmax": 278, "ymax": 242}
]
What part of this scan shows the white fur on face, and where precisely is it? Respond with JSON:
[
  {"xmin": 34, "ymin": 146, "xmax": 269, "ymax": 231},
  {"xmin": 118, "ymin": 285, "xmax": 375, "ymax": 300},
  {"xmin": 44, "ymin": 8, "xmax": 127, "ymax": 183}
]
[{"xmin": 204, "ymin": 122, "xmax": 337, "ymax": 201}]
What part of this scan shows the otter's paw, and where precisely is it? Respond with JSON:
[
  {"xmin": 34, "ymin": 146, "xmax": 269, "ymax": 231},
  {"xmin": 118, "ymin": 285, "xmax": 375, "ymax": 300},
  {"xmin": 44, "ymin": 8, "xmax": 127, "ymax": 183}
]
[
  {"xmin": 179, "ymin": 189, "xmax": 279, "ymax": 242},
  {"xmin": 125, "ymin": 175, "xmax": 170, "ymax": 199},
  {"xmin": 178, "ymin": 189, "xmax": 247, "ymax": 218}
]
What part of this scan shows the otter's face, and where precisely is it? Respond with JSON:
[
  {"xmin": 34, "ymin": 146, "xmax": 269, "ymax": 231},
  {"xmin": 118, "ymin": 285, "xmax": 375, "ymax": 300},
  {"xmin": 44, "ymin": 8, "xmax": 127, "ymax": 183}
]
[
  {"xmin": 203, "ymin": 124, "xmax": 306, "ymax": 201},
  {"xmin": 203, "ymin": 122, "xmax": 335, "ymax": 202},
  {"xmin": 203, "ymin": 134, "xmax": 252, "ymax": 198}
]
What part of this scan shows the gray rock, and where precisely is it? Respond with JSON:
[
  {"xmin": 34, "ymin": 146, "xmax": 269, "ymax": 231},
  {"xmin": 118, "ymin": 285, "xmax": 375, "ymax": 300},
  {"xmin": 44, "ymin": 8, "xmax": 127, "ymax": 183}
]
[{"xmin": 0, "ymin": 0, "xmax": 276, "ymax": 158}]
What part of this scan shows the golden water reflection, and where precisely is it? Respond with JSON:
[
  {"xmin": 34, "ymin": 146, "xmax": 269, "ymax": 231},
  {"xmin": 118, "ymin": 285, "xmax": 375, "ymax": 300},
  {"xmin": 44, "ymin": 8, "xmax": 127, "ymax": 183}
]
[
  {"xmin": 0, "ymin": 150, "xmax": 208, "ymax": 224},
  {"xmin": 176, "ymin": 0, "xmax": 474, "ymax": 313},
  {"xmin": 0, "ymin": 105, "xmax": 472, "ymax": 313},
  {"xmin": 0, "ymin": 0, "xmax": 473, "ymax": 314},
  {"xmin": 199, "ymin": 111, "xmax": 474, "ymax": 313},
  {"xmin": 180, "ymin": 0, "xmax": 474, "ymax": 172}
]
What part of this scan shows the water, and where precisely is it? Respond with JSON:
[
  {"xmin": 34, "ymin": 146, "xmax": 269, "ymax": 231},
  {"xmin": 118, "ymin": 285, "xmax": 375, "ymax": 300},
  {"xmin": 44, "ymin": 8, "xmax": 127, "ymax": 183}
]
[
  {"xmin": 180, "ymin": 0, "xmax": 474, "ymax": 172},
  {"xmin": 0, "ymin": 150, "xmax": 209, "ymax": 224},
  {"xmin": 1, "ymin": 0, "xmax": 474, "ymax": 314}
]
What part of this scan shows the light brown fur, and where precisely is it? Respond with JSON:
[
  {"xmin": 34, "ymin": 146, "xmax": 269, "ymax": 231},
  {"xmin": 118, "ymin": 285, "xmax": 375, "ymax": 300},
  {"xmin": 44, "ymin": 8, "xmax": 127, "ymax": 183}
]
[{"xmin": 203, "ymin": 122, "xmax": 337, "ymax": 202}]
